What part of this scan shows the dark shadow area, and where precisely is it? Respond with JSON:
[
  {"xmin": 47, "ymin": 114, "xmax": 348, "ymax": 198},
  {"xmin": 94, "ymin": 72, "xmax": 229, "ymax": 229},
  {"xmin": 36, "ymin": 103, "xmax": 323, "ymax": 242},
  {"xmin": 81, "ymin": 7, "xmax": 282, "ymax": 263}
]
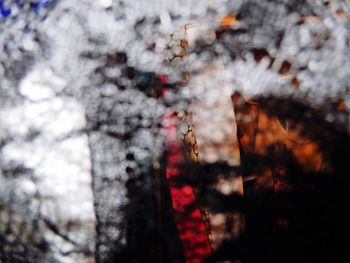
[{"xmin": 116, "ymin": 95, "xmax": 350, "ymax": 263}]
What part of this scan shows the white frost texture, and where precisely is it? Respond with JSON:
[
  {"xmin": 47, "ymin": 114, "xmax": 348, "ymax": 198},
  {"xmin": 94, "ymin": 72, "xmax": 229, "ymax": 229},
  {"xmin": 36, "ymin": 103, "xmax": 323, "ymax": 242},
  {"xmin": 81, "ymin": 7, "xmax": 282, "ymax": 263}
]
[{"xmin": 0, "ymin": 0, "xmax": 349, "ymax": 262}]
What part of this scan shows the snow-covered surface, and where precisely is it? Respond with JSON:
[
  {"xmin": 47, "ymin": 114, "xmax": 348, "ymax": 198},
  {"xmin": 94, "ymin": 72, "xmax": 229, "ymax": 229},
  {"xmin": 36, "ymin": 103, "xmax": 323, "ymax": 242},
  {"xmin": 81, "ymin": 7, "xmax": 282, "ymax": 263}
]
[{"xmin": 0, "ymin": 66, "xmax": 95, "ymax": 262}]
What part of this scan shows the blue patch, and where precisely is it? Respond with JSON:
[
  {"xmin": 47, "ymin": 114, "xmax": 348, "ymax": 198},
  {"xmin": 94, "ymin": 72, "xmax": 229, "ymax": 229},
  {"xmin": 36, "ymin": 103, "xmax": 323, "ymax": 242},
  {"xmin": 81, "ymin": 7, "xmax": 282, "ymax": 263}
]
[
  {"xmin": 0, "ymin": 2, "xmax": 11, "ymax": 17},
  {"xmin": 1, "ymin": 0, "xmax": 54, "ymax": 19},
  {"xmin": 137, "ymin": 73, "xmax": 150, "ymax": 83}
]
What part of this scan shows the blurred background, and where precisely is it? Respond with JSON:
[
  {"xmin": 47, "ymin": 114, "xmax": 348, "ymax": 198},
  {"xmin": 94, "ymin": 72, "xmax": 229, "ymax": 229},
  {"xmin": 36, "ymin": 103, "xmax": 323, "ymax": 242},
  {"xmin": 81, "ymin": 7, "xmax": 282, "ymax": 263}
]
[{"xmin": 0, "ymin": 1, "xmax": 350, "ymax": 262}]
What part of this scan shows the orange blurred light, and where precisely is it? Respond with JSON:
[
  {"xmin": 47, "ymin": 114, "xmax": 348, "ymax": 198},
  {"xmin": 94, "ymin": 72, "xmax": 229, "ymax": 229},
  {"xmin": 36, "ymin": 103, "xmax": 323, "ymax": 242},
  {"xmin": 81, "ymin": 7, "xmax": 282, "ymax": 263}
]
[{"xmin": 220, "ymin": 15, "xmax": 237, "ymax": 27}]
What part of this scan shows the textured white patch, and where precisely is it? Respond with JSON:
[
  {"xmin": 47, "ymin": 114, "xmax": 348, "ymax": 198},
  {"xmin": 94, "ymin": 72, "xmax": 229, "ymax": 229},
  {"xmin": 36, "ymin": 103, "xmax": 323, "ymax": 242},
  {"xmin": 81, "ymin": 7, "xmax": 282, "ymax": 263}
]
[
  {"xmin": 189, "ymin": 62, "xmax": 241, "ymax": 166},
  {"xmin": 19, "ymin": 179, "xmax": 37, "ymax": 196},
  {"xmin": 19, "ymin": 67, "xmax": 66, "ymax": 101},
  {"xmin": 1, "ymin": 60, "xmax": 95, "ymax": 258},
  {"xmin": 100, "ymin": 0, "xmax": 112, "ymax": 8}
]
